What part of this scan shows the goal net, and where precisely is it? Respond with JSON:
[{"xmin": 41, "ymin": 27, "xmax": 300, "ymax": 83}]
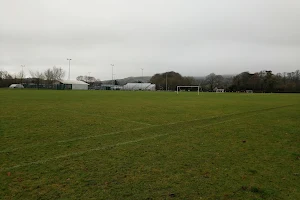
[
  {"xmin": 246, "ymin": 90, "xmax": 253, "ymax": 93},
  {"xmin": 177, "ymin": 86, "xmax": 200, "ymax": 95},
  {"xmin": 216, "ymin": 89, "xmax": 225, "ymax": 93}
]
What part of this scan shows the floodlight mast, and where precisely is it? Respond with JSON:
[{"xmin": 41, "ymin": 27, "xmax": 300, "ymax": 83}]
[
  {"xmin": 67, "ymin": 58, "xmax": 72, "ymax": 80},
  {"xmin": 111, "ymin": 64, "xmax": 114, "ymax": 85}
]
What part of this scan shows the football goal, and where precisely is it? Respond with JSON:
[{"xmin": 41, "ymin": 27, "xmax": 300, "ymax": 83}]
[
  {"xmin": 216, "ymin": 89, "xmax": 225, "ymax": 93},
  {"xmin": 177, "ymin": 86, "xmax": 200, "ymax": 95},
  {"xmin": 246, "ymin": 90, "xmax": 253, "ymax": 93}
]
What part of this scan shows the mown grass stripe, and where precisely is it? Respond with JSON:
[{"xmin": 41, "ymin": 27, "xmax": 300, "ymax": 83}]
[
  {"xmin": 63, "ymin": 109, "xmax": 154, "ymax": 126},
  {"xmin": 2, "ymin": 133, "xmax": 169, "ymax": 171},
  {"xmin": 0, "ymin": 104, "xmax": 294, "ymax": 153},
  {"xmin": 1, "ymin": 107, "xmax": 290, "ymax": 171}
]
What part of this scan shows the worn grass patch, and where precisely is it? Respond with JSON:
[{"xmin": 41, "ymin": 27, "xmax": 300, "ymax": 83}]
[{"xmin": 0, "ymin": 90, "xmax": 299, "ymax": 199}]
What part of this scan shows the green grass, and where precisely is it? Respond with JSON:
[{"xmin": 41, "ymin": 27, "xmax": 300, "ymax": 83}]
[{"xmin": 0, "ymin": 90, "xmax": 299, "ymax": 199}]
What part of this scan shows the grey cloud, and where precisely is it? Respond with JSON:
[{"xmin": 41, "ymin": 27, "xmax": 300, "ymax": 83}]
[{"xmin": 1, "ymin": 0, "xmax": 300, "ymax": 80}]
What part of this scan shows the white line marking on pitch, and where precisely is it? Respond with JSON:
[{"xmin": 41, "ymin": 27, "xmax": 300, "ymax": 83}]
[
  {"xmin": 0, "ymin": 104, "xmax": 294, "ymax": 153},
  {"xmin": 63, "ymin": 109, "xmax": 153, "ymax": 126},
  {"xmin": 0, "ymin": 127, "xmax": 147, "ymax": 153},
  {"xmin": 0, "ymin": 115, "xmax": 223, "ymax": 153},
  {"xmin": 2, "ymin": 133, "xmax": 169, "ymax": 171},
  {"xmin": 2, "ymin": 114, "xmax": 265, "ymax": 171}
]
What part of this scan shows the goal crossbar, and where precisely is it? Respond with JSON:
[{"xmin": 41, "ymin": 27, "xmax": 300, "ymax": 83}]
[{"xmin": 177, "ymin": 86, "xmax": 200, "ymax": 95}]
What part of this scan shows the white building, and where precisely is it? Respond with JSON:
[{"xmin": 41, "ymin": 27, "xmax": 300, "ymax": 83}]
[
  {"xmin": 9, "ymin": 84, "xmax": 24, "ymax": 89},
  {"xmin": 123, "ymin": 83, "xmax": 156, "ymax": 91},
  {"xmin": 57, "ymin": 80, "xmax": 89, "ymax": 90}
]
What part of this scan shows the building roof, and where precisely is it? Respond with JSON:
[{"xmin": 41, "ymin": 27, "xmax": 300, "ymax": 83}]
[
  {"xmin": 59, "ymin": 80, "xmax": 89, "ymax": 85},
  {"xmin": 9, "ymin": 84, "xmax": 24, "ymax": 88},
  {"xmin": 125, "ymin": 83, "xmax": 154, "ymax": 87},
  {"xmin": 123, "ymin": 83, "xmax": 155, "ymax": 90}
]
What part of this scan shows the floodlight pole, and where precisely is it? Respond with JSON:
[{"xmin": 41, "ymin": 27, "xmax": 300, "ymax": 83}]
[
  {"xmin": 111, "ymin": 64, "xmax": 114, "ymax": 85},
  {"xmin": 67, "ymin": 58, "xmax": 72, "ymax": 80},
  {"xmin": 141, "ymin": 68, "xmax": 144, "ymax": 77}
]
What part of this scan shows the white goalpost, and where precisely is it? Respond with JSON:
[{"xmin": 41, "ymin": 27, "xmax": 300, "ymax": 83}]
[
  {"xmin": 216, "ymin": 89, "xmax": 225, "ymax": 93},
  {"xmin": 177, "ymin": 86, "xmax": 200, "ymax": 95}
]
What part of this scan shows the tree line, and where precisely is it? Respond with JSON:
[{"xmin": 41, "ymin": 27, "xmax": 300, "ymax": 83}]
[
  {"xmin": 229, "ymin": 70, "xmax": 300, "ymax": 92},
  {"xmin": 0, "ymin": 66, "xmax": 65, "ymax": 88},
  {"xmin": 150, "ymin": 71, "xmax": 195, "ymax": 90},
  {"xmin": 0, "ymin": 67, "xmax": 102, "ymax": 88},
  {"xmin": 76, "ymin": 75, "xmax": 102, "ymax": 87},
  {"xmin": 1, "ymin": 67, "xmax": 300, "ymax": 92},
  {"xmin": 150, "ymin": 70, "xmax": 300, "ymax": 92}
]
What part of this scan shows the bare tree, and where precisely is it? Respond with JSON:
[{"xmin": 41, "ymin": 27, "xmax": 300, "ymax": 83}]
[
  {"xmin": 17, "ymin": 70, "xmax": 26, "ymax": 84},
  {"xmin": 94, "ymin": 79, "xmax": 102, "ymax": 87},
  {"xmin": 0, "ymin": 70, "xmax": 14, "ymax": 87},
  {"xmin": 30, "ymin": 70, "xmax": 44, "ymax": 79},
  {"xmin": 77, "ymin": 75, "xmax": 96, "ymax": 83},
  {"xmin": 44, "ymin": 68, "xmax": 54, "ymax": 87},
  {"xmin": 87, "ymin": 76, "xmax": 96, "ymax": 83},
  {"xmin": 52, "ymin": 66, "xmax": 65, "ymax": 81},
  {"xmin": 205, "ymin": 73, "xmax": 217, "ymax": 91},
  {"xmin": 76, "ymin": 76, "xmax": 84, "ymax": 81},
  {"xmin": 77, "ymin": 74, "xmax": 100, "ymax": 89},
  {"xmin": 30, "ymin": 70, "xmax": 45, "ymax": 89},
  {"xmin": 44, "ymin": 66, "xmax": 66, "ymax": 88},
  {"xmin": 0, "ymin": 70, "xmax": 12, "ymax": 79}
]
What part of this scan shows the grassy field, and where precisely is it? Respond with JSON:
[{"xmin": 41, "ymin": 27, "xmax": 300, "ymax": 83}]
[{"xmin": 0, "ymin": 90, "xmax": 299, "ymax": 199}]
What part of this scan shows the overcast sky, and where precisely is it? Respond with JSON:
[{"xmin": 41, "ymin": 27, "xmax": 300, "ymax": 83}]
[{"xmin": 1, "ymin": 0, "xmax": 300, "ymax": 80}]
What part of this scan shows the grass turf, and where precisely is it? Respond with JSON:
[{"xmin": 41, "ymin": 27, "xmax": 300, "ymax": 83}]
[{"xmin": 0, "ymin": 90, "xmax": 299, "ymax": 199}]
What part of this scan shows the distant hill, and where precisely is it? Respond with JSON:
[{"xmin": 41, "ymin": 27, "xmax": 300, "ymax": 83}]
[
  {"xmin": 193, "ymin": 74, "xmax": 236, "ymax": 80},
  {"xmin": 221, "ymin": 74, "xmax": 236, "ymax": 78},
  {"xmin": 102, "ymin": 74, "xmax": 235, "ymax": 85}
]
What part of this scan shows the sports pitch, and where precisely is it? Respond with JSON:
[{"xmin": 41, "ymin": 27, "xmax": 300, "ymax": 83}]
[{"xmin": 0, "ymin": 90, "xmax": 299, "ymax": 199}]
